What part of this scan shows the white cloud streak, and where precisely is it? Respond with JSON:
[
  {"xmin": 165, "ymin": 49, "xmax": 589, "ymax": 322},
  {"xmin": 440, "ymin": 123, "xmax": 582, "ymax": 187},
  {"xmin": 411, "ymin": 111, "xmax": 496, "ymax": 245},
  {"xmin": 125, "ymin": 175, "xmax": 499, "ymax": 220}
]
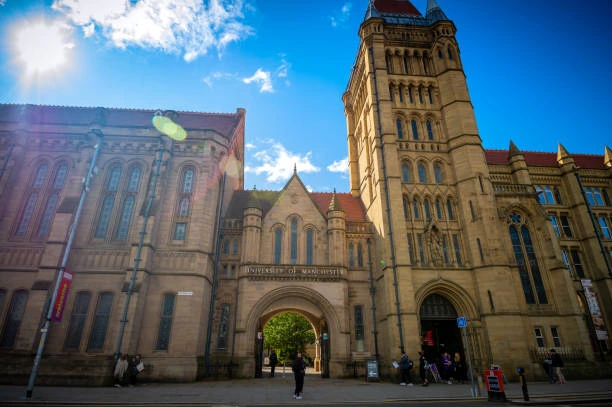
[
  {"xmin": 243, "ymin": 68, "xmax": 273, "ymax": 93},
  {"xmin": 51, "ymin": 0, "xmax": 253, "ymax": 62},
  {"xmin": 327, "ymin": 157, "xmax": 349, "ymax": 174},
  {"xmin": 245, "ymin": 140, "xmax": 320, "ymax": 183},
  {"xmin": 330, "ymin": 2, "xmax": 352, "ymax": 27}
]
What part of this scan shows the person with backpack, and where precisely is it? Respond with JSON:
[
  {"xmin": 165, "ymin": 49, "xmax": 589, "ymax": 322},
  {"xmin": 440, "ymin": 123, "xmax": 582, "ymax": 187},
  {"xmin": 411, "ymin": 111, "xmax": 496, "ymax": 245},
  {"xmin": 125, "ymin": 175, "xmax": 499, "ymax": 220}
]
[
  {"xmin": 399, "ymin": 352, "xmax": 414, "ymax": 386},
  {"xmin": 269, "ymin": 350, "xmax": 278, "ymax": 377}
]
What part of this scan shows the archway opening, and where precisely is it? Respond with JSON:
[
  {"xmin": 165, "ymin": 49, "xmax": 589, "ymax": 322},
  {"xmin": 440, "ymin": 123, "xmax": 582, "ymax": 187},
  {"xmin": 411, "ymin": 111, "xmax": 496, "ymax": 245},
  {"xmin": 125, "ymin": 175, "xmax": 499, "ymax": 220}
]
[
  {"xmin": 419, "ymin": 294, "xmax": 464, "ymax": 370},
  {"xmin": 263, "ymin": 312, "xmax": 316, "ymax": 369}
]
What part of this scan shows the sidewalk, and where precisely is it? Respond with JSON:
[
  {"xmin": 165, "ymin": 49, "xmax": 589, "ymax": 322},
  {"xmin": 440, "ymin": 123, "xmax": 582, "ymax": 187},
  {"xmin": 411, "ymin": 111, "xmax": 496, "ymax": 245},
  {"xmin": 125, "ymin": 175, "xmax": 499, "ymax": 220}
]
[{"xmin": 1, "ymin": 373, "xmax": 611, "ymax": 405}]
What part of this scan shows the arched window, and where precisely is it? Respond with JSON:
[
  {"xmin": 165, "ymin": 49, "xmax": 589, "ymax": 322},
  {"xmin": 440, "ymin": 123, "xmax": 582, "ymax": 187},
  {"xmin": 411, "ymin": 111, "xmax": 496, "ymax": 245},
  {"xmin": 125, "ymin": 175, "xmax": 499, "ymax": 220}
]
[
  {"xmin": 398, "ymin": 86, "xmax": 404, "ymax": 103},
  {"xmin": 156, "ymin": 293, "xmax": 176, "ymax": 350},
  {"xmin": 127, "ymin": 167, "xmax": 141, "ymax": 192},
  {"xmin": 447, "ymin": 47, "xmax": 453, "ymax": 60},
  {"xmin": 408, "ymin": 85, "xmax": 414, "ymax": 103},
  {"xmin": 418, "ymin": 87, "xmax": 423, "ymax": 104},
  {"xmin": 37, "ymin": 162, "xmax": 68, "ymax": 238},
  {"xmin": 95, "ymin": 195, "xmax": 115, "ymax": 238},
  {"xmin": 435, "ymin": 198, "xmax": 443, "ymax": 219},
  {"xmin": 411, "ymin": 120, "xmax": 419, "ymax": 140},
  {"xmin": 426, "ymin": 120, "xmax": 434, "ymax": 140},
  {"xmin": 222, "ymin": 239, "xmax": 230, "ymax": 254},
  {"xmin": 428, "ymin": 88, "xmax": 434, "ymax": 104},
  {"xmin": 274, "ymin": 228, "xmax": 283, "ymax": 264},
  {"xmin": 424, "ymin": 199, "xmax": 431, "ymax": 220},
  {"xmin": 418, "ymin": 163, "xmax": 427, "ymax": 183},
  {"xmin": 306, "ymin": 229, "xmax": 314, "ymax": 265},
  {"xmin": 16, "ymin": 163, "xmax": 49, "ymax": 236},
  {"xmin": 403, "ymin": 55, "xmax": 409, "ymax": 73},
  {"xmin": 386, "ymin": 53, "xmax": 393, "ymax": 73},
  {"xmin": 95, "ymin": 165, "xmax": 122, "ymax": 239},
  {"xmin": 508, "ymin": 212, "xmax": 548, "ymax": 304},
  {"xmin": 290, "ymin": 219, "xmax": 298, "ymax": 264},
  {"xmin": 437, "ymin": 49, "xmax": 443, "ymax": 59},
  {"xmin": 413, "ymin": 198, "xmax": 420, "ymax": 219},
  {"xmin": 0, "ymin": 290, "xmax": 28, "ymax": 347},
  {"xmin": 396, "ymin": 118, "xmax": 404, "ymax": 139},
  {"xmin": 87, "ymin": 292, "xmax": 114, "ymax": 350},
  {"xmin": 348, "ymin": 243, "xmax": 355, "ymax": 267},
  {"xmin": 174, "ymin": 168, "xmax": 194, "ymax": 241},
  {"xmin": 402, "ymin": 163, "xmax": 411, "ymax": 182},
  {"xmin": 64, "ymin": 291, "xmax": 91, "ymax": 350},
  {"xmin": 433, "ymin": 163, "xmax": 443, "ymax": 183},
  {"xmin": 446, "ymin": 199, "xmax": 455, "ymax": 220},
  {"xmin": 116, "ymin": 196, "xmax": 135, "ymax": 239}
]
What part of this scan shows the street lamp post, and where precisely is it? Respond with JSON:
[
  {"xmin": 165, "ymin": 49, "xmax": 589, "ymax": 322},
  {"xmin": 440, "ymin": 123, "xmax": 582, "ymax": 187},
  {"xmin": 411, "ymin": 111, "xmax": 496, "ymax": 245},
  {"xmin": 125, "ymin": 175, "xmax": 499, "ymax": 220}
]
[{"xmin": 26, "ymin": 132, "xmax": 103, "ymax": 399}]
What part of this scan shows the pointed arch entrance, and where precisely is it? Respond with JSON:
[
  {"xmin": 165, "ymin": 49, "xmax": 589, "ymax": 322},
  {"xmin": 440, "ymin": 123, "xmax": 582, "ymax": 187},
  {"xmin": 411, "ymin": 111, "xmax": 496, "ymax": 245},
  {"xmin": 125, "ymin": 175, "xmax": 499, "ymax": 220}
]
[
  {"xmin": 419, "ymin": 294, "xmax": 463, "ymax": 363},
  {"xmin": 239, "ymin": 285, "xmax": 347, "ymax": 379}
]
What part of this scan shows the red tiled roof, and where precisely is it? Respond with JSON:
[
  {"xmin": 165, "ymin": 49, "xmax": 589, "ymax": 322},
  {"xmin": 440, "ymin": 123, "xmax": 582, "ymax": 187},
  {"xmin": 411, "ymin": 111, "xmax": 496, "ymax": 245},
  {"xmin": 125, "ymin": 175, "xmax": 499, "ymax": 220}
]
[
  {"xmin": 311, "ymin": 192, "xmax": 368, "ymax": 222},
  {"xmin": 0, "ymin": 104, "xmax": 245, "ymax": 139},
  {"xmin": 374, "ymin": 0, "xmax": 422, "ymax": 16},
  {"xmin": 485, "ymin": 149, "xmax": 606, "ymax": 170}
]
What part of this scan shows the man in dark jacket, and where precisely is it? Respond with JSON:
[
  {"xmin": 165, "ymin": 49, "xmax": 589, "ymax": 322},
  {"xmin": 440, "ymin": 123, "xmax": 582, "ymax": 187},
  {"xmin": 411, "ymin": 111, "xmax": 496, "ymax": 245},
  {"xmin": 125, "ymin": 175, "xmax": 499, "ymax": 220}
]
[
  {"xmin": 399, "ymin": 353, "xmax": 414, "ymax": 386},
  {"xmin": 550, "ymin": 349, "xmax": 566, "ymax": 384},
  {"xmin": 291, "ymin": 352, "xmax": 306, "ymax": 399},
  {"xmin": 269, "ymin": 350, "xmax": 278, "ymax": 377}
]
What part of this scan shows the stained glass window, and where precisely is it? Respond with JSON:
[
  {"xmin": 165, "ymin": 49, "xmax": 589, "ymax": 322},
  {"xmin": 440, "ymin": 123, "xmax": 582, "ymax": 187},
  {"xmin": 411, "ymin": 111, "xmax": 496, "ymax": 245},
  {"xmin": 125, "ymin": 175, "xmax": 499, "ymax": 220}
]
[
  {"xmin": 354, "ymin": 306, "xmax": 364, "ymax": 352},
  {"xmin": 116, "ymin": 196, "xmax": 135, "ymax": 239},
  {"xmin": 64, "ymin": 291, "xmax": 91, "ymax": 350},
  {"xmin": 95, "ymin": 195, "xmax": 115, "ymax": 238},
  {"xmin": 108, "ymin": 166, "xmax": 122, "ymax": 191},
  {"xmin": 37, "ymin": 193, "xmax": 59, "ymax": 237},
  {"xmin": 216, "ymin": 304, "xmax": 231, "ymax": 351},
  {"xmin": 156, "ymin": 294, "xmax": 175, "ymax": 350},
  {"xmin": 127, "ymin": 167, "xmax": 141, "ymax": 192},
  {"xmin": 290, "ymin": 219, "xmax": 298, "ymax": 264},
  {"xmin": 274, "ymin": 229, "xmax": 282, "ymax": 264},
  {"xmin": 16, "ymin": 192, "xmax": 38, "ymax": 236}
]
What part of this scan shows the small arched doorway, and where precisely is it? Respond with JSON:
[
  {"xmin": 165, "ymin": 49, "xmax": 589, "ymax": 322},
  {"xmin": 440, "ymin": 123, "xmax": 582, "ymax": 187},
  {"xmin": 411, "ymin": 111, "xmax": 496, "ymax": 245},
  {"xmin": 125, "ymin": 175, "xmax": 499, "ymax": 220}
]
[{"xmin": 419, "ymin": 294, "xmax": 464, "ymax": 364}]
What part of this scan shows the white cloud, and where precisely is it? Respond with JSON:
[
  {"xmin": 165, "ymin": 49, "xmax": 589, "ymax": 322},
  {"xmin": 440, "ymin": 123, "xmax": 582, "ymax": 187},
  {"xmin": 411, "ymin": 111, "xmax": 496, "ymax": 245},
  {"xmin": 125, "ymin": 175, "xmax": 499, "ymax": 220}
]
[
  {"xmin": 243, "ymin": 68, "xmax": 273, "ymax": 93},
  {"xmin": 82, "ymin": 23, "xmax": 95, "ymax": 37},
  {"xmin": 330, "ymin": 2, "xmax": 352, "ymax": 27},
  {"xmin": 327, "ymin": 157, "xmax": 349, "ymax": 173},
  {"xmin": 0, "ymin": 0, "xmax": 6, "ymax": 6},
  {"xmin": 245, "ymin": 140, "xmax": 320, "ymax": 183},
  {"xmin": 202, "ymin": 71, "xmax": 238, "ymax": 87},
  {"xmin": 245, "ymin": 143, "xmax": 256, "ymax": 150},
  {"xmin": 52, "ymin": 0, "xmax": 253, "ymax": 62}
]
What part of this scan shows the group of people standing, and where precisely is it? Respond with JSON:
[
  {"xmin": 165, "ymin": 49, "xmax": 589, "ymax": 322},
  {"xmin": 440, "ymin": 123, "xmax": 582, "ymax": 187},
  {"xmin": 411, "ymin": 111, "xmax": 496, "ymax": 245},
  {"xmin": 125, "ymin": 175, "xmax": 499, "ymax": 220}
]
[
  {"xmin": 113, "ymin": 353, "xmax": 144, "ymax": 388},
  {"xmin": 399, "ymin": 350, "xmax": 467, "ymax": 386},
  {"xmin": 543, "ymin": 349, "xmax": 566, "ymax": 384}
]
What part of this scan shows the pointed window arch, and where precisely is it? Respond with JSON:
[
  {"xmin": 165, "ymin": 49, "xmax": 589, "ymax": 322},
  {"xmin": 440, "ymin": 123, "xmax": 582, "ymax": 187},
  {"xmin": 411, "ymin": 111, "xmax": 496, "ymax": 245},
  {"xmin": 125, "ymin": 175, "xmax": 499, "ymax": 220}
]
[
  {"xmin": 435, "ymin": 198, "xmax": 443, "ymax": 219},
  {"xmin": 402, "ymin": 162, "xmax": 411, "ymax": 182},
  {"xmin": 306, "ymin": 229, "xmax": 314, "ymax": 265},
  {"xmin": 95, "ymin": 165, "xmax": 122, "ymax": 239},
  {"xmin": 37, "ymin": 162, "xmax": 68, "ymax": 238},
  {"xmin": 290, "ymin": 218, "xmax": 298, "ymax": 264},
  {"xmin": 447, "ymin": 47, "xmax": 454, "ymax": 60},
  {"xmin": 173, "ymin": 168, "xmax": 195, "ymax": 241},
  {"xmin": 413, "ymin": 197, "xmax": 420, "ymax": 219},
  {"xmin": 396, "ymin": 118, "xmax": 404, "ymax": 139},
  {"xmin": 434, "ymin": 163, "xmax": 443, "ymax": 183},
  {"xmin": 426, "ymin": 120, "xmax": 434, "ymax": 140},
  {"xmin": 418, "ymin": 163, "xmax": 427, "ymax": 183},
  {"xmin": 274, "ymin": 228, "xmax": 283, "ymax": 264},
  {"xmin": 411, "ymin": 120, "xmax": 419, "ymax": 140},
  {"xmin": 508, "ymin": 212, "xmax": 548, "ymax": 304}
]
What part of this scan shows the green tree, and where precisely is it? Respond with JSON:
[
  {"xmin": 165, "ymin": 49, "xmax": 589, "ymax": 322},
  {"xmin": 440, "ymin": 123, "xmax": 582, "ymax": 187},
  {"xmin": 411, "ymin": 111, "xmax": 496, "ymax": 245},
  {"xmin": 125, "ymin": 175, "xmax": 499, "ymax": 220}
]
[{"xmin": 264, "ymin": 312, "xmax": 315, "ymax": 363}]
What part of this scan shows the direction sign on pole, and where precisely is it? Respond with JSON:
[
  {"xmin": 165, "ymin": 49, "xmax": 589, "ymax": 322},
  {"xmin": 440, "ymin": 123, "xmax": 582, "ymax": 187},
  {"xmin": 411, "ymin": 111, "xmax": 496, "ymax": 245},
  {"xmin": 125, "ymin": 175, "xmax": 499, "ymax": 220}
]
[{"xmin": 457, "ymin": 316, "xmax": 467, "ymax": 328}]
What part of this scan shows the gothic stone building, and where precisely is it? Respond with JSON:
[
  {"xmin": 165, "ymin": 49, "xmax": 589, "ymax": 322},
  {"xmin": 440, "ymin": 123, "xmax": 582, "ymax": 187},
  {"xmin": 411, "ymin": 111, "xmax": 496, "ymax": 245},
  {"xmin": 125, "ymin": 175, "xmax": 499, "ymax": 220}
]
[{"xmin": 1, "ymin": 0, "xmax": 611, "ymax": 385}]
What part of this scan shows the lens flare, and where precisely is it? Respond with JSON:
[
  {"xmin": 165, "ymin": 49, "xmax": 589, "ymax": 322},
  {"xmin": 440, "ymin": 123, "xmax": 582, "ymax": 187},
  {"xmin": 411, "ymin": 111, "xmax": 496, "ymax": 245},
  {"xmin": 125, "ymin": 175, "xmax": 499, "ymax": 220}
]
[{"xmin": 152, "ymin": 115, "xmax": 187, "ymax": 141}]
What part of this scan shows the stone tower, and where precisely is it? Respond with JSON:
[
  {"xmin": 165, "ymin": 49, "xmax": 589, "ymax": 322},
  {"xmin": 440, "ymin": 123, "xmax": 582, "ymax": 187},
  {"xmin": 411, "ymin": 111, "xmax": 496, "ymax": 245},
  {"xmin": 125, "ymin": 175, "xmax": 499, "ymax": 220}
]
[{"xmin": 343, "ymin": 0, "xmax": 594, "ymax": 376}]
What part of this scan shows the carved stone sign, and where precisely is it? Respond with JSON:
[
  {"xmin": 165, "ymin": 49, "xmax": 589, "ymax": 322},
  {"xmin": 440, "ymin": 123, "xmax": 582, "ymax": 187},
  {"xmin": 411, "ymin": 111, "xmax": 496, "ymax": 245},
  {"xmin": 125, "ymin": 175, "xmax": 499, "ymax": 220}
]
[{"xmin": 244, "ymin": 266, "xmax": 345, "ymax": 279}]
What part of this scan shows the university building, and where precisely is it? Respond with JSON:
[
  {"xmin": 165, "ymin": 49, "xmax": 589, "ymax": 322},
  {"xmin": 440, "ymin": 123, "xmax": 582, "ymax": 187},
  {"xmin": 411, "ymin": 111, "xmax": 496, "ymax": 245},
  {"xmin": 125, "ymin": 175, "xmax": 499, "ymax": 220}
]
[{"xmin": 0, "ymin": 0, "xmax": 610, "ymax": 384}]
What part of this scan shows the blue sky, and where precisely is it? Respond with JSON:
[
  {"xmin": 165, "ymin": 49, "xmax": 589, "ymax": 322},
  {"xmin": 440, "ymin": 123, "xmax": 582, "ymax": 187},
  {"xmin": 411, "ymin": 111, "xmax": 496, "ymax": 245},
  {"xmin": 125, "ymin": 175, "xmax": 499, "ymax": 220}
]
[{"xmin": 0, "ymin": 0, "xmax": 610, "ymax": 193}]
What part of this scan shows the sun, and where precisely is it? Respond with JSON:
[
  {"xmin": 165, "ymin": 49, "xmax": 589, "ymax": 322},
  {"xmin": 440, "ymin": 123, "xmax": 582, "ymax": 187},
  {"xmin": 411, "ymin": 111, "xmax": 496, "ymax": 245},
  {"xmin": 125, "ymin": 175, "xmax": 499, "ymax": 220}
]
[{"xmin": 10, "ymin": 18, "xmax": 74, "ymax": 83}]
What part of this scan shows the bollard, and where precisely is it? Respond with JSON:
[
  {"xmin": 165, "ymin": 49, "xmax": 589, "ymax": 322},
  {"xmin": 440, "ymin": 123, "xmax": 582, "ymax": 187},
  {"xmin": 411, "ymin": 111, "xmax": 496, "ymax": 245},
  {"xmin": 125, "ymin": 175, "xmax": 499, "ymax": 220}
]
[{"xmin": 517, "ymin": 367, "xmax": 529, "ymax": 401}]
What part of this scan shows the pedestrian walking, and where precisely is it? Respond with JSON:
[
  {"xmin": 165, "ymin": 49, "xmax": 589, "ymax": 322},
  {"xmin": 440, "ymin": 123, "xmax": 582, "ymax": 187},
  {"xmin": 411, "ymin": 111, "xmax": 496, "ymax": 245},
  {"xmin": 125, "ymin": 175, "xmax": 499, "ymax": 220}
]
[
  {"xmin": 550, "ymin": 349, "xmax": 566, "ymax": 384},
  {"xmin": 130, "ymin": 353, "xmax": 144, "ymax": 386},
  {"xmin": 418, "ymin": 351, "xmax": 429, "ymax": 386},
  {"xmin": 113, "ymin": 354, "xmax": 128, "ymax": 388},
  {"xmin": 399, "ymin": 352, "xmax": 414, "ymax": 386},
  {"xmin": 269, "ymin": 350, "xmax": 278, "ymax": 377},
  {"xmin": 291, "ymin": 352, "xmax": 306, "ymax": 399},
  {"xmin": 543, "ymin": 352, "xmax": 554, "ymax": 383}
]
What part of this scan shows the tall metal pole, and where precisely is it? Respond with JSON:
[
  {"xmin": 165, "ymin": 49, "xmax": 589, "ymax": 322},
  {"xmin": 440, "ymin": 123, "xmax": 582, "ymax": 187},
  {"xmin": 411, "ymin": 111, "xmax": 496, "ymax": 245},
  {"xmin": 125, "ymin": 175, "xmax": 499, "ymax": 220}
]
[
  {"xmin": 26, "ymin": 132, "xmax": 103, "ymax": 398},
  {"xmin": 204, "ymin": 172, "xmax": 226, "ymax": 376},
  {"xmin": 368, "ymin": 47, "xmax": 405, "ymax": 353},
  {"xmin": 461, "ymin": 325, "xmax": 478, "ymax": 398},
  {"xmin": 114, "ymin": 142, "xmax": 165, "ymax": 361}
]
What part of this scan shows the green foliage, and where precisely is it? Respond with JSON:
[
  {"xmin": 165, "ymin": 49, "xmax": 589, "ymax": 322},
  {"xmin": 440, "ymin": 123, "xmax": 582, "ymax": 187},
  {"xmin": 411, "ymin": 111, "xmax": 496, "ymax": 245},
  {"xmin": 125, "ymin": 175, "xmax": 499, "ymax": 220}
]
[{"xmin": 263, "ymin": 312, "xmax": 315, "ymax": 363}]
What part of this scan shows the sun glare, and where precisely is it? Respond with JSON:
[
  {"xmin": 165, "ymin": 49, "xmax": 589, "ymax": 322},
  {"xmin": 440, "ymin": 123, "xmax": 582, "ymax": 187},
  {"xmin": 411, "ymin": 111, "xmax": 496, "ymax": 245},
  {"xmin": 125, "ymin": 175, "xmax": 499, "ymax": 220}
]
[{"xmin": 10, "ymin": 18, "xmax": 74, "ymax": 83}]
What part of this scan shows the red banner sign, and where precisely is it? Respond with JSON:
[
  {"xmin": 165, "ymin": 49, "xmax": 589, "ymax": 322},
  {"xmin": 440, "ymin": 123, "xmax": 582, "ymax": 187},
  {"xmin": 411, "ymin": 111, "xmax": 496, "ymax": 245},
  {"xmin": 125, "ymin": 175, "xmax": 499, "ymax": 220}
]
[
  {"xmin": 484, "ymin": 369, "xmax": 505, "ymax": 393},
  {"xmin": 51, "ymin": 271, "xmax": 73, "ymax": 322}
]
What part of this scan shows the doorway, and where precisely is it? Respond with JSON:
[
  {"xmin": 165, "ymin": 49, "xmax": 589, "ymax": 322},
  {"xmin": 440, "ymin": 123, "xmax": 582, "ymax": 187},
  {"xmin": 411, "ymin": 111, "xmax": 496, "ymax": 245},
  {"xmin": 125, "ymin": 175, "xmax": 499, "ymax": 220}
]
[{"xmin": 419, "ymin": 294, "xmax": 464, "ymax": 366}]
